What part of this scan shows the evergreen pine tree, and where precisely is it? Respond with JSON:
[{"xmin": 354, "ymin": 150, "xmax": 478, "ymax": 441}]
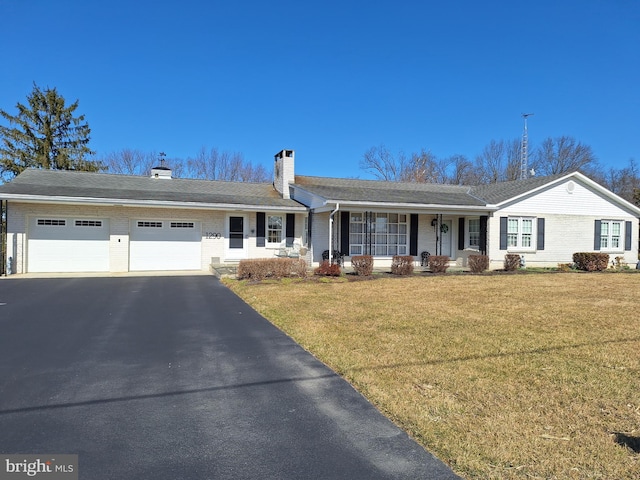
[{"xmin": 0, "ymin": 83, "xmax": 102, "ymax": 181}]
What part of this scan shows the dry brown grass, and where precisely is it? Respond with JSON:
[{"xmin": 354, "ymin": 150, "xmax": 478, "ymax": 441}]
[{"xmin": 224, "ymin": 273, "xmax": 640, "ymax": 479}]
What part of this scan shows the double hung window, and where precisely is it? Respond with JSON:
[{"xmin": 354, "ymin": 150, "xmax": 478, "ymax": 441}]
[
  {"xmin": 468, "ymin": 218, "xmax": 480, "ymax": 248},
  {"xmin": 507, "ymin": 217, "xmax": 534, "ymax": 249},
  {"xmin": 267, "ymin": 215, "xmax": 283, "ymax": 244},
  {"xmin": 600, "ymin": 220, "xmax": 622, "ymax": 250}
]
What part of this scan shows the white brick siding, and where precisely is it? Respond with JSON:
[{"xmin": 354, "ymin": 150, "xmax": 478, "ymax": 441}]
[{"xmin": 6, "ymin": 203, "xmax": 307, "ymax": 274}]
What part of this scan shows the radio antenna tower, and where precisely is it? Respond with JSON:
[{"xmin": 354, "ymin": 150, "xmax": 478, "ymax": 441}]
[{"xmin": 520, "ymin": 113, "xmax": 534, "ymax": 180}]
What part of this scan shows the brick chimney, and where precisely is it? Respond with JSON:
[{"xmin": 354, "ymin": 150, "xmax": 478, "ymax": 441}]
[{"xmin": 273, "ymin": 149, "xmax": 295, "ymax": 199}]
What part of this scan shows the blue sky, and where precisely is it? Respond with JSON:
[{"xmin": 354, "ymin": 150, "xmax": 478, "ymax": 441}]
[{"xmin": 1, "ymin": 0, "xmax": 639, "ymax": 179}]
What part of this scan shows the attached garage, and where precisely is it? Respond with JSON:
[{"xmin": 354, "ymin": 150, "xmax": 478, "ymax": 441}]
[
  {"xmin": 129, "ymin": 220, "xmax": 202, "ymax": 271},
  {"xmin": 27, "ymin": 217, "xmax": 110, "ymax": 273}
]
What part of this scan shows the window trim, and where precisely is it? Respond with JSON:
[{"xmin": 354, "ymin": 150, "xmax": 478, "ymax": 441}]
[
  {"xmin": 74, "ymin": 219, "xmax": 103, "ymax": 227},
  {"xmin": 137, "ymin": 221, "xmax": 163, "ymax": 228},
  {"xmin": 506, "ymin": 216, "xmax": 536, "ymax": 252},
  {"xmin": 467, "ymin": 218, "xmax": 480, "ymax": 249},
  {"xmin": 266, "ymin": 214, "xmax": 284, "ymax": 247},
  {"xmin": 170, "ymin": 222, "xmax": 194, "ymax": 229},
  {"xmin": 599, "ymin": 219, "xmax": 624, "ymax": 252},
  {"xmin": 37, "ymin": 219, "xmax": 66, "ymax": 226},
  {"xmin": 348, "ymin": 211, "xmax": 409, "ymax": 257}
]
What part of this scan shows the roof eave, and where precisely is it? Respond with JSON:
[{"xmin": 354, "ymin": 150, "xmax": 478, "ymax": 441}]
[
  {"xmin": 0, "ymin": 194, "xmax": 307, "ymax": 212},
  {"xmin": 313, "ymin": 199, "xmax": 496, "ymax": 213}
]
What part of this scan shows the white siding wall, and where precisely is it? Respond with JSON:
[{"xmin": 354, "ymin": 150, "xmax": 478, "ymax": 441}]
[
  {"xmin": 6, "ymin": 203, "xmax": 307, "ymax": 273},
  {"xmin": 500, "ymin": 180, "xmax": 634, "ymax": 217},
  {"xmin": 489, "ymin": 180, "xmax": 639, "ymax": 269}
]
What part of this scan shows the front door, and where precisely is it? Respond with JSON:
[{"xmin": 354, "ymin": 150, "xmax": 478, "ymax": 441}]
[{"xmin": 226, "ymin": 215, "xmax": 247, "ymax": 260}]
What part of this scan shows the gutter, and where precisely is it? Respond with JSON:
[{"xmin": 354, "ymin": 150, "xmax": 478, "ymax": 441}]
[{"xmin": 312, "ymin": 199, "xmax": 496, "ymax": 213}]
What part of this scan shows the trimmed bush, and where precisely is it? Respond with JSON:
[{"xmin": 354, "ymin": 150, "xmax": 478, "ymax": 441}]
[
  {"xmin": 573, "ymin": 252, "xmax": 609, "ymax": 271},
  {"xmin": 504, "ymin": 254, "xmax": 522, "ymax": 271},
  {"xmin": 314, "ymin": 260, "xmax": 342, "ymax": 276},
  {"xmin": 468, "ymin": 255, "xmax": 489, "ymax": 273},
  {"xmin": 428, "ymin": 255, "xmax": 449, "ymax": 273},
  {"xmin": 237, "ymin": 258, "xmax": 307, "ymax": 281},
  {"xmin": 391, "ymin": 255, "xmax": 414, "ymax": 275},
  {"xmin": 351, "ymin": 255, "xmax": 374, "ymax": 276}
]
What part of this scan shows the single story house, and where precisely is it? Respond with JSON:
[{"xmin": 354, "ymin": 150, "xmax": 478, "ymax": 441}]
[{"xmin": 0, "ymin": 149, "xmax": 638, "ymax": 274}]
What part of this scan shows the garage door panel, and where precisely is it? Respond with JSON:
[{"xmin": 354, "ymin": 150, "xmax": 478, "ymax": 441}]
[
  {"xmin": 130, "ymin": 220, "xmax": 201, "ymax": 271},
  {"xmin": 28, "ymin": 218, "xmax": 110, "ymax": 273}
]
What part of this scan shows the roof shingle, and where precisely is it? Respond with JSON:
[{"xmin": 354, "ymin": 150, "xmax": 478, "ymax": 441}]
[{"xmin": 0, "ymin": 169, "xmax": 304, "ymax": 209}]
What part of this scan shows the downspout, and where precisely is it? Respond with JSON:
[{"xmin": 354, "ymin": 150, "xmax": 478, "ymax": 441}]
[
  {"xmin": 0, "ymin": 200, "xmax": 5, "ymax": 276},
  {"xmin": 328, "ymin": 203, "xmax": 340, "ymax": 263}
]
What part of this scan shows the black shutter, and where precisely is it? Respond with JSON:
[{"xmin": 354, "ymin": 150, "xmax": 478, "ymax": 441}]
[
  {"xmin": 625, "ymin": 221, "xmax": 632, "ymax": 251},
  {"xmin": 307, "ymin": 212, "xmax": 313, "ymax": 245},
  {"xmin": 256, "ymin": 212, "xmax": 265, "ymax": 247},
  {"xmin": 594, "ymin": 220, "xmax": 601, "ymax": 250},
  {"xmin": 340, "ymin": 211, "xmax": 350, "ymax": 254},
  {"xmin": 537, "ymin": 218, "xmax": 545, "ymax": 251},
  {"xmin": 286, "ymin": 213, "xmax": 295, "ymax": 247},
  {"xmin": 458, "ymin": 217, "xmax": 465, "ymax": 251},
  {"xmin": 479, "ymin": 216, "xmax": 488, "ymax": 254},
  {"xmin": 499, "ymin": 217, "xmax": 508, "ymax": 250},
  {"xmin": 410, "ymin": 214, "xmax": 418, "ymax": 256}
]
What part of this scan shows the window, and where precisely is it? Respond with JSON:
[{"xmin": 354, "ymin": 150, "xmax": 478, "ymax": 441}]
[
  {"xmin": 75, "ymin": 220, "xmax": 102, "ymax": 227},
  {"xmin": 37, "ymin": 219, "xmax": 66, "ymax": 226},
  {"xmin": 507, "ymin": 217, "xmax": 534, "ymax": 249},
  {"xmin": 170, "ymin": 222, "xmax": 194, "ymax": 228},
  {"xmin": 600, "ymin": 220, "xmax": 622, "ymax": 250},
  {"xmin": 349, "ymin": 212, "xmax": 408, "ymax": 256},
  {"xmin": 267, "ymin": 215, "xmax": 283, "ymax": 244},
  {"xmin": 138, "ymin": 221, "xmax": 162, "ymax": 228},
  {"xmin": 468, "ymin": 218, "xmax": 480, "ymax": 247}
]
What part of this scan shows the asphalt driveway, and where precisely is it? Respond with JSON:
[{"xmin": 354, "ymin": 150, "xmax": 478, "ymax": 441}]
[{"xmin": 0, "ymin": 275, "xmax": 459, "ymax": 479}]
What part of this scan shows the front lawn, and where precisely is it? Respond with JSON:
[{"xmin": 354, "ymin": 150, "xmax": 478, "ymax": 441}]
[{"xmin": 224, "ymin": 273, "xmax": 640, "ymax": 479}]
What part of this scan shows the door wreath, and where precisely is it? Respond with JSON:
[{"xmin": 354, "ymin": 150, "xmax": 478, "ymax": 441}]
[{"xmin": 440, "ymin": 223, "xmax": 449, "ymax": 234}]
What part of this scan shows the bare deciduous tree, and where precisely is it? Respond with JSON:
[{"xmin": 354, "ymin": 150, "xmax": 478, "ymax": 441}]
[
  {"xmin": 186, "ymin": 147, "xmax": 270, "ymax": 182},
  {"xmin": 444, "ymin": 154, "xmax": 481, "ymax": 185},
  {"xmin": 399, "ymin": 150, "xmax": 448, "ymax": 183},
  {"xmin": 102, "ymin": 147, "xmax": 269, "ymax": 182},
  {"xmin": 599, "ymin": 158, "xmax": 640, "ymax": 204},
  {"xmin": 534, "ymin": 136, "xmax": 598, "ymax": 176},
  {"xmin": 103, "ymin": 149, "xmax": 157, "ymax": 176},
  {"xmin": 360, "ymin": 144, "xmax": 403, "ymax": 181}
]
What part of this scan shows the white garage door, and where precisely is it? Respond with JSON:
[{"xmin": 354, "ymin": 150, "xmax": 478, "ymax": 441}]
[
  {"xmin": 130, "ymin": 220, "xmax": 202, "ymax": 271},
  {"xmin": 28, "ymin": 217, "xmax": 110, "ymax": 273}
]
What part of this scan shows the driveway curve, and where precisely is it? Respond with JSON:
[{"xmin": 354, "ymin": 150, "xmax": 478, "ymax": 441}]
[{"xmin": 0, "ymin": 275, "xmax": 460, "ymax": 479}]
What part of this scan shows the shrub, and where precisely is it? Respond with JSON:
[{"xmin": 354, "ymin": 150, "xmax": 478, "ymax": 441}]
[
  {"xmin": 391, "ymin": 255, "xmax": 414, "ymax": 275},
  {"xmin": 314, "ymin": 261, "xmax": 342, "ymax": 276},
  {"xmin": 572, "ymin": 252, "xmax": 609, "ymax": 272},
  {"xmin": 468, "ymin": 255, "xmax": 489, "ymax": 273},
  {"xmin": 351, "ymin": 255, "xmax": 374, "ymax": 276},
  {"xmin": 557, "ymin": 263, "xmax": 574, "ymax": 272},
  {"xmin": 237, "ymin": 258, "xmax": 307, "ymax": 281},
  {"xmin": 504, "ymin": 254, "xmax": 522, "ymax": 271},
  {"xmin": 428, "ymin": 255, "xmax": 449, "ymax": 273}
]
